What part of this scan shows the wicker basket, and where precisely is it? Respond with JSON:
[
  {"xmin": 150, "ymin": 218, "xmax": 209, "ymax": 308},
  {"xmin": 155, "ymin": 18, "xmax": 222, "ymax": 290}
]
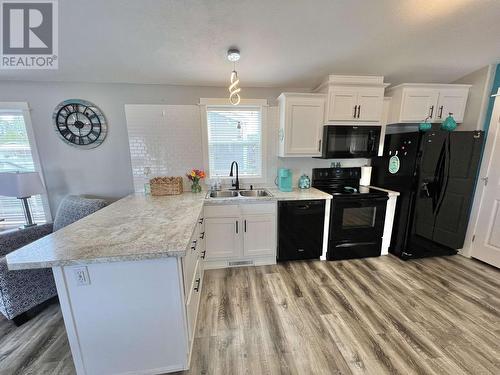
[{"xmin": 149, "ymin": 176, "xmax": 183, "ymax": 196}]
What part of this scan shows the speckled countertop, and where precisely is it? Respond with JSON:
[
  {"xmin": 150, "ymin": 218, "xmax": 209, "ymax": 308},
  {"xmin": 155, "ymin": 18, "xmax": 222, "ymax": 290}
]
[
  {"xmin": 6, "ymin": 193, "xmax": 206, "ymax": 270},
  {"xmin": 204, "ymin": 187, "xmax": 332, "ymax": 204},
  {"xmin": 7, "ymin": 188, "xmax": 331, "ymax": 270},
  {"xmin": 366, "ymin": 186, "xmax": 400, "ymax": 196}
]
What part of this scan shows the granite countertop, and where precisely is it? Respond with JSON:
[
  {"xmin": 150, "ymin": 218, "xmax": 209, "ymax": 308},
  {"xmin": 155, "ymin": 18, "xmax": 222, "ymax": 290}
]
[
  {"xmin": 203, "ymin": 187, "xmax": 332, "ymax": 204},
  {"xmin": 6, "ymin": 193, "xmax": 206, "ymax": 270},
  {"xmin": 6, "ymin": 187, "xmax": 331, "ymax": 270},
  {"xmin": 366, "ymin": 186, "xmax": 400, "ymax": 196}
]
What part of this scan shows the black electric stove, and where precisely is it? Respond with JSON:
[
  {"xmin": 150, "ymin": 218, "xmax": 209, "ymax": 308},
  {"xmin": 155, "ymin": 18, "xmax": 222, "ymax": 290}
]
[{"xmin": 312, "ymin": 168, "xmax": 388, "ymax": 260}]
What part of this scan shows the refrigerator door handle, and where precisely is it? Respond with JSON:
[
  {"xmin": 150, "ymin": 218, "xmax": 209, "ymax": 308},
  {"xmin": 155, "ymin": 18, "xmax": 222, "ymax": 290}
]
[
  {"xmin": 422, "ymin": 182, "xmax": 431, "ymax": 198},
  {"xmin": 434, "ymin": 136, "xmax": 451, "ymax": 215}
]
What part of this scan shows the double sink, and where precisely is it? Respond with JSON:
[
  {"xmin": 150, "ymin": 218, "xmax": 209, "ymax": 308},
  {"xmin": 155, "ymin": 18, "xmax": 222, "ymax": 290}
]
[{"xmin": 207, "ymin": 189, "xmax": 272, "ymax": 199}]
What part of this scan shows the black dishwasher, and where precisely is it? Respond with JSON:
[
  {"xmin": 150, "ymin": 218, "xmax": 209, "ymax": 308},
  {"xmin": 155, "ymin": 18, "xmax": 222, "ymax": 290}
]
[{"xmin": 277, "ymin": 200, "xmax": 325, "ymax": 261}]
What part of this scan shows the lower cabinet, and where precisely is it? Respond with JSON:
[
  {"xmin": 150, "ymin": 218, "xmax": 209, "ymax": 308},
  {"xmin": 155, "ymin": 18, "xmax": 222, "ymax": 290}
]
[
  {"xmin": 203, "ymin": 202, "xmax": 277, "ymax": 269},
  {"xmin": 204, "ymin": 217, "xmax": 241, "ymax": 258},
  {"xmin": 243, "ymin": 214, "xmax": 276, "ymax": 257}
]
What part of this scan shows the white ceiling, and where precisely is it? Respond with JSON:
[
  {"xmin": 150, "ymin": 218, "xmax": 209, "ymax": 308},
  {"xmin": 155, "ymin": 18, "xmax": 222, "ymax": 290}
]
[{"xmin": 1, "ymin": 0, "xmax": 499, "ymax": 88}]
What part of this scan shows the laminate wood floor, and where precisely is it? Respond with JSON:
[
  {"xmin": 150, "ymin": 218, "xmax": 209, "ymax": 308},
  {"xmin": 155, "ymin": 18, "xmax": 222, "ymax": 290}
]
[{"xmin": 1, "ymin": 255, "xmax": 499, "ymax": 375}]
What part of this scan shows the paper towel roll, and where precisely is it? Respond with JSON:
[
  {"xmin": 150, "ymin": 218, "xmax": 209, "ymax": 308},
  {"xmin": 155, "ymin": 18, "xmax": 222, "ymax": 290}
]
[{"xmin": 360, "ymin": 166, "xmax": 372, "ymax": 186}]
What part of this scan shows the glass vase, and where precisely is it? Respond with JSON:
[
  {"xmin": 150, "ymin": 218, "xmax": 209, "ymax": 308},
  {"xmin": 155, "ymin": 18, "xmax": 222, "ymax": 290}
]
[{"xmin": 191, "ymin": 180, "xmax": 202, "ymax": 193}]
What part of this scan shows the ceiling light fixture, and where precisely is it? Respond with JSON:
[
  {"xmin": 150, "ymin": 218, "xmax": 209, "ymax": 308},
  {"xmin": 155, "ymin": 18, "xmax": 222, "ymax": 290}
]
[{"xmin": 227, "ymin": 48, "xmax": 241, "ymax": 105}]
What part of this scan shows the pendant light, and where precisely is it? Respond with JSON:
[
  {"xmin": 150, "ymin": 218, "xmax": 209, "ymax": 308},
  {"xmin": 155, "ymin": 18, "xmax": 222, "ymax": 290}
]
[{"xmin": 227, "ymin": 49, "xmax": 241, "ymax": 105}]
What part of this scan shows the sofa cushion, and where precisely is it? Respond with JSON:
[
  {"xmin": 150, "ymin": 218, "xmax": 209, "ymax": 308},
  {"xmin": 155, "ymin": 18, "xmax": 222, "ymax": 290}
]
[{"xmin": 53, "ymin": 196, "xmax": 107, "ymax": 231}]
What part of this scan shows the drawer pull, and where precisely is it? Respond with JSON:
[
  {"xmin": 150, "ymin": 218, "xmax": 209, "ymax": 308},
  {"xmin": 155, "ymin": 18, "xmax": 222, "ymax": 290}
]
[
  {"xmin": 201, "ymin": 250, "xmax": 206, "ymax": 259},
  {"xmin": 194, "ymin": 278, "xmax": 201, "ymax": 292},
  {"xmin": 199, "ymin": 218, "xmax": 204, "ymax": 224},
  {"xmin": 191, "ymin": 240, "xmax": 197, "ymax": 251},
  {"xmin": 200, "ymin": 232, "xmax": 205, "ymax": 239}
]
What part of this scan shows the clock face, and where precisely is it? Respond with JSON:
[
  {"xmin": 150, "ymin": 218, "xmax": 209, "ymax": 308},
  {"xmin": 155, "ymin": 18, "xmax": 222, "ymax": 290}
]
[{"xmin": 53, "ymin": 99, "xmax": 107, "ymax": 149}]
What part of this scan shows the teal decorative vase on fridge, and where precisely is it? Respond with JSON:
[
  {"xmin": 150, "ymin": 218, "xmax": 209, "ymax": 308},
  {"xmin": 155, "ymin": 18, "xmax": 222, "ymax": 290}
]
[{"xmin": 441, "ymin": 113, "xmax": 457, "ymax": 131}]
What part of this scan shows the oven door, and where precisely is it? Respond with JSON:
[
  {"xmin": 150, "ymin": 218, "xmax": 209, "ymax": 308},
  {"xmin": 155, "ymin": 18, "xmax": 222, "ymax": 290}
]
[
  {"xmin": 322, "ymin": 125, "xmax": 380, "ymax": 158},
  {"xmin": 330, "ymin": 196, "xmax": 388, "ymax": 241}
]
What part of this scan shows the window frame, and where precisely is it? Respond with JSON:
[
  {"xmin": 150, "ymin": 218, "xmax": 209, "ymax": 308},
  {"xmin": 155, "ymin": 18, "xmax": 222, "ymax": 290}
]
[
  {"xmin": 200, "ymin": 98, "xmax": 268, "ymax": 184},
  {"xmin": 0, "ymin": 102, "xmax": 52, "ymax": 229}
]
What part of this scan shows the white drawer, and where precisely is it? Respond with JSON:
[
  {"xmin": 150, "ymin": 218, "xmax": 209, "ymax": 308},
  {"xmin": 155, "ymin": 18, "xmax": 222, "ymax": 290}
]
[
  {"xmin": 240, "ymin": 202, "xmax": 276, "ymax": 215},
  {"xmin": 182, "ymin": 236, "xmax": 199, "ymax": 297},
  {"xmin": 204, "ymin": 204, "xmax": 239, "ymax": 217},
  {"xmin": 186, "ymin": 260, "xmax": 202, "ymax": 342}
]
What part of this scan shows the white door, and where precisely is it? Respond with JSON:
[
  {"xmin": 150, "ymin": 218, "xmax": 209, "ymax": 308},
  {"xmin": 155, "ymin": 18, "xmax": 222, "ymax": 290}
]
[
  {"xmin": 400, "ymin": 89, "xmax": 439, "ymax": 122},
  {"xmin": 436, "ymin": 89, "xmax": 469, "ymax": 123},
  {"xmin": 204, "ymin": 217, "xmax": 241, "ymax": 259},
  {"xmin": 285, "ymin": 97, "xmax": 325, "ymax": 156},
  {"xmin": 327, "ymin": 88, "xmax": 358, "ymax": 121},
  {"xmin": 471, "ymin": 95, "xmax": 500, "ymax": 268},
  {"xmin": 357, "ymin": 88, "xmax": 384, "ymax": 122},
  {"xmin": 243, "ymin": 214, "xmax": 276, "ymax": 257}
]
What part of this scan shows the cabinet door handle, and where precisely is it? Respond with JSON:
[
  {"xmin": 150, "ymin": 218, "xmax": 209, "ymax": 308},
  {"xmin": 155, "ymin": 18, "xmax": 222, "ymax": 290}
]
[
  {"xmin": 357, "ymin": 105, "xmax": 361, "ymax": 118},
  {"xmin": 235, "ymin": 221, "xmax": 238, "ymax": 234},
  {"xmin": 318, "ymin": 139, "xmax": 321, "ymax": 152},
  {"xmin": 244, "ymin": 220, "xmax": 247, "ymax": 232},
  {"xmin": 194, "ymin": 278, "xmax": 201, "ymax": 292},
  {"xmin": 429, "ymin": 105, "xmax": 434, "ymax": 118},
  {"xmin": 438, "ymin": 105, "xmax": 444, "ymax": 119},
  {"xmin": 353, "ymin": 105, "xmax": 358, "ymax": 118},
  {"xmin": 191, "ymin": 240, "xmax": 197, "ymax": 251}
]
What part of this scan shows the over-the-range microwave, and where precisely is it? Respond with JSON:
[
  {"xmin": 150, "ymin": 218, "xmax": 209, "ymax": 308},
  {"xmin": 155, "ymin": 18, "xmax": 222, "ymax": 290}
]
[{"xmin": 319, "ymin": 125, "xmax": 380, "ymax": 159}]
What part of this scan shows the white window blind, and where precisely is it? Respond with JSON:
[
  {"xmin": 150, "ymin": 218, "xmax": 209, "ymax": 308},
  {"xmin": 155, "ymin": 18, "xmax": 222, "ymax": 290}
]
[
  {"xmin": 0, "ymin": 112, "xmax": 46, "ymax": 229},
  {"xmin": 206, "ymin": 106, "xmax": 262, "ymax": 178}
]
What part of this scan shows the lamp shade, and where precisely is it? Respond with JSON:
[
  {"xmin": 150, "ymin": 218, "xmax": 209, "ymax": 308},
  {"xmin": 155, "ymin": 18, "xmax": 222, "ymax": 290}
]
[{"xmin": 0, "ymin": 172, "xmax": 45, "ymax": 198}]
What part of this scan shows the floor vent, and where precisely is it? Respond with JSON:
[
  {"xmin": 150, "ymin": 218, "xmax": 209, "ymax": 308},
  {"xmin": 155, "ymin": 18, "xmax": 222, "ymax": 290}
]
[{"xmin": 228, "ymin": 260, "xmax": 254, "ymax": 267}]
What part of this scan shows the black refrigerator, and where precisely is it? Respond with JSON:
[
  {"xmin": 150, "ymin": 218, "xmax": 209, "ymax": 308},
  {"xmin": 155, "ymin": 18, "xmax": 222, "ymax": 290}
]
[{"xmin": 371, "ymin": 129, "xmax": 484, "ymax": 260}]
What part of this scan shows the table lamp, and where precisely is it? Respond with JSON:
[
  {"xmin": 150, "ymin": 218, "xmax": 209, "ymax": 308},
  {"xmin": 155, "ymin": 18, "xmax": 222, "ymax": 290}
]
[{"xmin": 0, "ymin": 172, "xmax": 45, "ymax": 228}]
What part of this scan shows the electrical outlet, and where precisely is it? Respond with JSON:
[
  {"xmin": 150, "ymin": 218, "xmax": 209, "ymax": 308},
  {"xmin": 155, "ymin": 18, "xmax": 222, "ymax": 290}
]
[{"xmin": 73, "ymin": 266, "xmax": 90, "ymax": 286}]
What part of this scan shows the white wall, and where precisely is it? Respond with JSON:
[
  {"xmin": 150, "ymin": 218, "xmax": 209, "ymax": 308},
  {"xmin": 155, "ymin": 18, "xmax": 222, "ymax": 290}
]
[
  {"xmin": 0, "ymin": 81, "xmax": 307, "ymax": 212},
  {"xmin": 124, "ymin": 105, "xmax": 369, "ymax": 194},
  {"xmin": 453, "ymin": 65, "xmax": 494, "ymax": 131}
]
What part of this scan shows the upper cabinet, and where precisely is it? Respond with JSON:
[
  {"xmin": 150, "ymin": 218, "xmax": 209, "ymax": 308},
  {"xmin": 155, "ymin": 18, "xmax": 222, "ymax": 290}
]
[
  {"xmin": 278, "ymin": 93, "xmax": 326, "ymax": 157},
  {"xmin": 386, "ymin": 84, "xmax": 471, "ymax": 124},
  {"xmin": 315, "ymin": 75, "xmax": 388, "ymax": 124}
]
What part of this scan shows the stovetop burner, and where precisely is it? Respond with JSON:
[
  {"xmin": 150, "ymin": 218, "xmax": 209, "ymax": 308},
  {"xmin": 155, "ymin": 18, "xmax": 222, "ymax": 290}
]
[{"xmin": 311, "ymin": 167, "xmax": 388, "ymax": 198}]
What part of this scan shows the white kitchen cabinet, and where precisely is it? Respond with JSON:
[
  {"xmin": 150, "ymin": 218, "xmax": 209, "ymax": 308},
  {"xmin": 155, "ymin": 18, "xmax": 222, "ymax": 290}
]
[
  {"xmin": 327, "ymin": 88, "xmax": 359, "ymax": 121},
  {"xmin": 204, "ymin": 217, "xmax": 241, "ymax": 259},
  {"xmin": 315, "ymin": 75, "xmax": 388, "ymax": 124},
  {"xmin": 243, "ymin": 214, "xmax": 276, "ymax": 257},
  {"xmin": 435, "ymin": 88, "xmax": 469, "ymax": 122},
  {"xmin": 387, "ymin": 84, "xmax": 470, "ymax": 124},
  {"xmin": 357, "ymin": 88, "xmax": 385, "ymax": 121},
  {"xmin": 327, "ymin": 87, "xmax": 384, "ymax": 122},
  {"xmin": 400, "ymin": 89, "xmax": 439, "ymax": 122},
  {"xmin": 277, "ymin": 93, "xmax": 326, "ymax": 157},
  {"xmin": 203, "ymin": 203, "xmax": 277, "ymax": 269}
]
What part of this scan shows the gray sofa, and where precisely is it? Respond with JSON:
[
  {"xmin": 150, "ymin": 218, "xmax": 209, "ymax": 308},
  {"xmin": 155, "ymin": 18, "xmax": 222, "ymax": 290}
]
[{"xmin": 0, "ymin": 195, "xmax": 107, "ymax": 323}]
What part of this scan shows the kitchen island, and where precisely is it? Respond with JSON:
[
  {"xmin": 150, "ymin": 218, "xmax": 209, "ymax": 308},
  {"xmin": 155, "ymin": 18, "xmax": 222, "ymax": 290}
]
[{"xmin": 6, "ymin": 188, "xmax": 332, "ymax": 375}]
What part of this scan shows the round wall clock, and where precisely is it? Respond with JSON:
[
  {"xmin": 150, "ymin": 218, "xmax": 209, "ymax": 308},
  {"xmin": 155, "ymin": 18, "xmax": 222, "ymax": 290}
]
[{"xmin": 53, "ymin": 99, "xmax": 107, "ymax": 149}]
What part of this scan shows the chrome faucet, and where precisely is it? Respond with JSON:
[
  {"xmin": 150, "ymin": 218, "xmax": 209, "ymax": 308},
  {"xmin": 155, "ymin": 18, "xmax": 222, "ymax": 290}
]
[{"xmin": 229, "ymin": 161, "xmax": 239, "ymax": 190}]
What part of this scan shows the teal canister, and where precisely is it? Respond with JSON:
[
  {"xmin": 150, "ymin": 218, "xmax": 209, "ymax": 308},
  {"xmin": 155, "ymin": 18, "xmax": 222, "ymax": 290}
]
[
  {"xmin": 277, "ymin": 168, "xmax": 293, "ymax": 192},
  {"xmin": 298, "ymin": 174, "xmax": 311, "ymax": 189}
]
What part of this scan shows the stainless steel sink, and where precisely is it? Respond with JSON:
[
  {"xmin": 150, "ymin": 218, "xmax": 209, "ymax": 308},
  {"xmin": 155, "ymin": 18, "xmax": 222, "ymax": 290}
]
[
  {"xmin": 207, "ymin": 190, "xmax": 239, "ymax": 198},
  {"xmin": 238, "ymin": 189, "xmax": 272, "ymax": 197},
  {"xmin": 206, "ymin": 189, "xmax": 272, "ymax": 199}
]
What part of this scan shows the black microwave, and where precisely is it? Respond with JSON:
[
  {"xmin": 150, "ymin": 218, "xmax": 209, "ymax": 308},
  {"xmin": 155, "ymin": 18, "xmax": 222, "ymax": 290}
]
[{"xmin": 320, "ymin": 125, "xmax": 380, "ymax": 159}]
